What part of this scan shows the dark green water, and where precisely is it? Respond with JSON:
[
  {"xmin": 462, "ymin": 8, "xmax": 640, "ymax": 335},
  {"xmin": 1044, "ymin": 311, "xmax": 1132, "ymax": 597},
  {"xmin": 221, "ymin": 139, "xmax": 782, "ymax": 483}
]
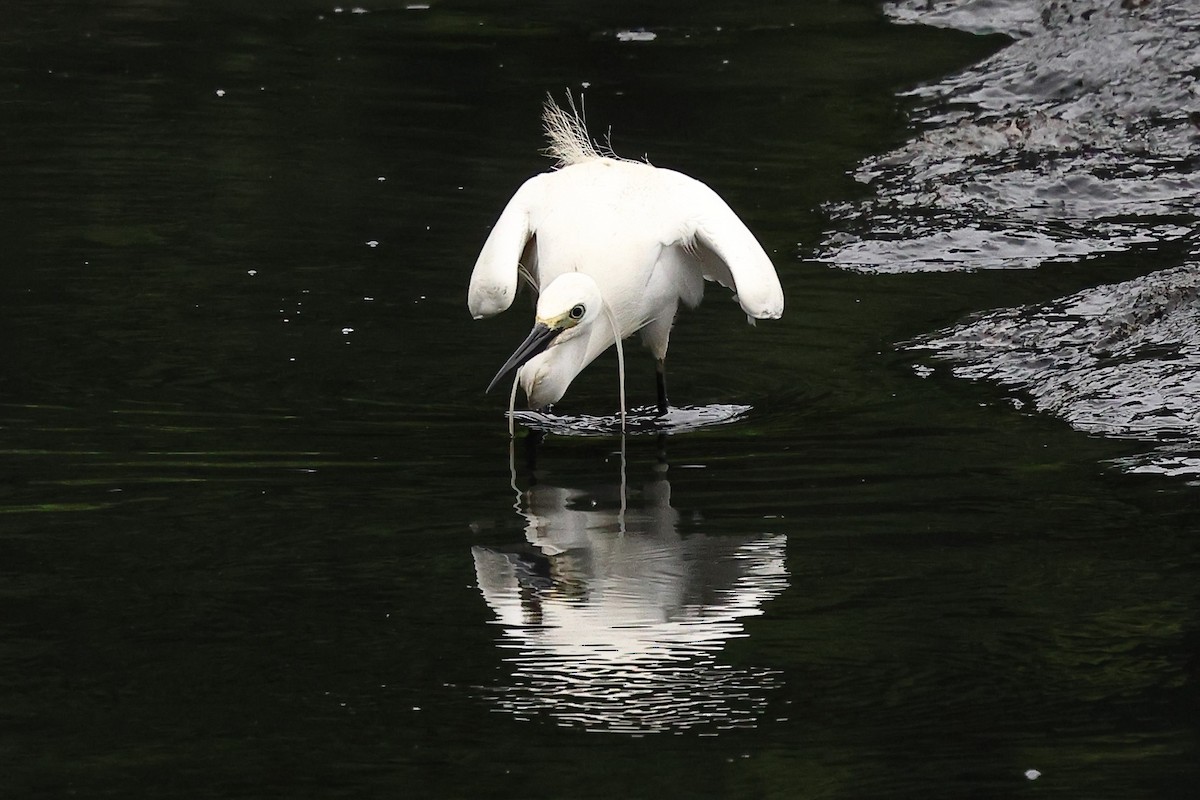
[{"xmin": 2, "ymin": 1, "xmax": 1198, "ymax": 798}]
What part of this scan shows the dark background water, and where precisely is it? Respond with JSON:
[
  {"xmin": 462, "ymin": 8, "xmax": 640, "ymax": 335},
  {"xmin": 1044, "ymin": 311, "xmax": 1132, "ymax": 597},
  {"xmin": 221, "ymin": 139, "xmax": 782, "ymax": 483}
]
[{"xmin": 2, "ymin": 1, "xmax": 1198, "ymax": 798}]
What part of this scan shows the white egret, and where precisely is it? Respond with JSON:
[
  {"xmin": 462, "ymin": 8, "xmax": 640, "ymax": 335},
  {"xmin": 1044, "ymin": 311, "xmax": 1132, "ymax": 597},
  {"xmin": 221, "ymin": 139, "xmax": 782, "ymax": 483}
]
[{"xmin": 468, "ymin": 97, "xmax": 783, "ymax": 429}]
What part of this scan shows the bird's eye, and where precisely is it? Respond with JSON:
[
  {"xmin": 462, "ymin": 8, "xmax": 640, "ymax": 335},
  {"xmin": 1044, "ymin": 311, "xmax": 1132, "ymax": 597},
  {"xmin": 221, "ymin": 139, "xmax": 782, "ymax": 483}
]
[{"xmin": 569, "ymin": 304, "xmax": 585, "ymax": 320}]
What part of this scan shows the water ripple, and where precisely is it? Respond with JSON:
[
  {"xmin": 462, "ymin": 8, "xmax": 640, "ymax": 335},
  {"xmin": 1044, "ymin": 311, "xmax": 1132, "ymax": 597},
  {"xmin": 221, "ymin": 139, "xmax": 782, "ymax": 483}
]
[
  {"xmin": 909, "ymin": 262, "xmax": 1200, "ymax": 476},
  {"xmin": 510, "ymin": 404, "xmax": 751, "ymax": 436},
  {"xmin": 818, "ymin": 0, "xmax": 1200, "ymax": 273}
]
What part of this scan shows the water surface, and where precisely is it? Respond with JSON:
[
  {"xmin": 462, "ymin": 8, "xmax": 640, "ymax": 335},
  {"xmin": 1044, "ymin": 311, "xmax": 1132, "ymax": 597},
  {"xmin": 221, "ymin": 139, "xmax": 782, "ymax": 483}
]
[{"xmin": 2, "ymin": 1, "xmax": 1198, "ymax": 798}]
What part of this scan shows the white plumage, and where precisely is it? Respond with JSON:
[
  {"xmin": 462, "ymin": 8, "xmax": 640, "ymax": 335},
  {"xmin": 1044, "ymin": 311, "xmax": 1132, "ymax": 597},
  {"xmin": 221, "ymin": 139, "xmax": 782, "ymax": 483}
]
[{"xmin": 468, "ymin": 97, "xmax": 783, "ymax": 420}]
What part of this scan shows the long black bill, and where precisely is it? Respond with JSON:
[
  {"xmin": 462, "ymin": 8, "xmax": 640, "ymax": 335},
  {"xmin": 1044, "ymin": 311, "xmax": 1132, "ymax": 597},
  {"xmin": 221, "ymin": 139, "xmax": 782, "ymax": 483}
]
[{"xmin": 485, "ymin": 322, "xmax": 557, "ymax": 394}]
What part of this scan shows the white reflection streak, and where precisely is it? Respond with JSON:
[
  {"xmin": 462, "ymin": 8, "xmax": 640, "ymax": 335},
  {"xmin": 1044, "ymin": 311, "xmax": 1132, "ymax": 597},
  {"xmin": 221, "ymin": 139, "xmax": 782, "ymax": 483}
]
[{"xmin": 474, "ymin": 450, "xmax": 787, "ymax": 734}]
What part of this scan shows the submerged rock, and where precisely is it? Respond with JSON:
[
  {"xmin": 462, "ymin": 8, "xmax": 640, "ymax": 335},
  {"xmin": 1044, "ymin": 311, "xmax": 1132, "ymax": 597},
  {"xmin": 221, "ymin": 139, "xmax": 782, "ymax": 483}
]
[
  {"xmin": 819, "ymin": 0, "xmax": 1200, "ymax": 272},
  {"xmin": 823, "ymin": 0, "xmax": 1200, "ymax": 475},
  {"xmin": 911, "ymin": 264, "xmax": 1200, "ymax": 475}
]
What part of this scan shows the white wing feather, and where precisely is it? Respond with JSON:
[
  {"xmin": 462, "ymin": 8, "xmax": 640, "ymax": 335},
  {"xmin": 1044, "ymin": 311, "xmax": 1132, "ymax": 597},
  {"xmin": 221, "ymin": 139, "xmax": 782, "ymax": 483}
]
[
  {"xmin": 467, "ymin": 175, "xmax": 545, "ymax": 319},
  {"xmin": 668, "ymin": 171, "xmax": 784, "ymax": 320}
]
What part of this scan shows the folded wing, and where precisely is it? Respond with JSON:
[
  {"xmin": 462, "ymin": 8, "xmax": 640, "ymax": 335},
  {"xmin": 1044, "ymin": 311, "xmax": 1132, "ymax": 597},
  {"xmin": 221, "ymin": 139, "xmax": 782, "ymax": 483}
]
[
  {"xmin": 467, "ymin": 175, "xmax": 545, "ymax": 319},
  {"xmin": 666, "ymin": 171, "xmax": 784, "ymax": 320}
]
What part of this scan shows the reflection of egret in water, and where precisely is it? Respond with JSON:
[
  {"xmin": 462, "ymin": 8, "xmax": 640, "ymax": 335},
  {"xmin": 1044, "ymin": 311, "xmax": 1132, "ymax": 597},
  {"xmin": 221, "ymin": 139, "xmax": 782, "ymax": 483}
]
[{"xmin": 472, "ymin": 442, "xmax": 787, "ymax": 734}]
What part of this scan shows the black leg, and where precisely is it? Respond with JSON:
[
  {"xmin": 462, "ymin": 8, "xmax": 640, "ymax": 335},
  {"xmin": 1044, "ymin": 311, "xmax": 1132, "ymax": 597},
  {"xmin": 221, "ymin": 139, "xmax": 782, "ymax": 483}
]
[{"xmin": 655, "ymin": 359, "xmax": 669, "ymax": 416}]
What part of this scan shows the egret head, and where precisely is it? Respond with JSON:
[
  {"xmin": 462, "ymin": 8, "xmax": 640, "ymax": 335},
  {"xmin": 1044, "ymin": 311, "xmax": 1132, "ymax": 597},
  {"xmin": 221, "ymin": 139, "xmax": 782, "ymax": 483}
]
[{"xmin": 485, "ymin": 273, "xmax": 604, "ymax": 404}]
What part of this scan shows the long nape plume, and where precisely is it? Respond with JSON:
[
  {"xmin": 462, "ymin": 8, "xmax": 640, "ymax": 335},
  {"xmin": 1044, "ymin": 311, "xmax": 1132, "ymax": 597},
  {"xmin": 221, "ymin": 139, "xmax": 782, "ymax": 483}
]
[
  {"xmin": 507, "ymin": 373, "xmax": 520, "ymax": 438},
  {"xmin": 601, "ymin": 299, "xmax": 628, "ymax": 433}
]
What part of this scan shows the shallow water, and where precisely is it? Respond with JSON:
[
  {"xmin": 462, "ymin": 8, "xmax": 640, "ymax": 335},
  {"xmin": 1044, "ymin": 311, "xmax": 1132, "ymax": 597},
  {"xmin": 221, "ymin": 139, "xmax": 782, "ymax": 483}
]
[
  {"xmin": 821, "ymin": 0, "xmax": 1200, "ymax": 274},
  {"xmin": 3, "ymin": 1, "xmax": 1199, "ymax": 798},
  {"xmin": 823, "ymin": 0, "xmax": 1200, "ymax": 477}
]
